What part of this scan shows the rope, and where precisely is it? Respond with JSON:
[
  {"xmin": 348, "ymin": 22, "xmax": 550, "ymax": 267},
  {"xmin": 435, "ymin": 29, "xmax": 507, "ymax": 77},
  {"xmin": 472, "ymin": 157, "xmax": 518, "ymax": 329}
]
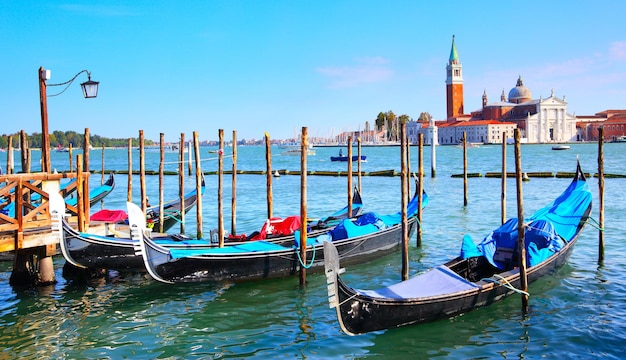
[
  {"xmin": 482, "ymin": 274, "xmax": 530, "ymax": 297},
  {"xmin": 296, "ymin": 242, "xmax": 316, "ymax": 269},
  {"xmin": 586, "ymin": 216, "xmax": 604, "ymax": 231}
]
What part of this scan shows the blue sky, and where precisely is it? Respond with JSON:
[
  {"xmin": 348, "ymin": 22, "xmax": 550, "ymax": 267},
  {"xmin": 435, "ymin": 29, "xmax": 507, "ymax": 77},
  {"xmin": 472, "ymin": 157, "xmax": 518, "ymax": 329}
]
[{"xmin": 2, "ymin": 1, "xmax": 625, "ymax": 143}]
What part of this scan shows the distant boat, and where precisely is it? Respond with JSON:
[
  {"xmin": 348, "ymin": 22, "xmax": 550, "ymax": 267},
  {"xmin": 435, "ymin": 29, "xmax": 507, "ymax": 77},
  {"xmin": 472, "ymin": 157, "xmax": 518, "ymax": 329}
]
[
  {"xmin": 55, "ymin": 144, "xmax": 69, "ymax": 152},
  {"xmin": 281, "ymin": 147, "xmax": 316, "ymax": 156},
  {"xmin": 552, "ymin": 145, "xmax": 570, "ymax": 150},
  {"xmin": 455, "ymin": 142, "xmax": 480, "ymax": 149},
  {"xmin": 330, "ymin": 155, "xmax": 367, "ymax": 162}
]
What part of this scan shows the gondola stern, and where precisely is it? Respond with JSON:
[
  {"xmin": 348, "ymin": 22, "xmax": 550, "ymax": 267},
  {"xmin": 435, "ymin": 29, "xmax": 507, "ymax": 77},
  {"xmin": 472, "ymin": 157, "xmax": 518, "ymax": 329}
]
[{"xmin": 323, "ymin": 240, "xmax": 358, "ymax": 335}]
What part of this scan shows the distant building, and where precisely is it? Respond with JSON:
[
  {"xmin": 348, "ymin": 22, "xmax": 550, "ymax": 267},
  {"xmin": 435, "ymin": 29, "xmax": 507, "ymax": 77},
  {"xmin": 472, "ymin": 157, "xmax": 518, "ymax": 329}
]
[
  {"xmin": 434, "ymin": 36, "xmax": 588, "ymax": 144},
  {"xmin": 407, "ymin": 36, "xmax": 625, "ymax": 145},
  {"xmin": 578, "ymin": 110, "xmax": 626, "ymax": 141},
  {"xmin": 438, "ymin": 120, "xmax": 516, "ymax": 145}
]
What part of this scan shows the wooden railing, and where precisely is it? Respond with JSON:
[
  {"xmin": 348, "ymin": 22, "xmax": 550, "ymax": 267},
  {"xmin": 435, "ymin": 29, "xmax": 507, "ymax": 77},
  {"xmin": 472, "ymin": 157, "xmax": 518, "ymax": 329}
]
[{"xmin": 0, "ymin": 172, "xmax": 89, "ymax": 251}]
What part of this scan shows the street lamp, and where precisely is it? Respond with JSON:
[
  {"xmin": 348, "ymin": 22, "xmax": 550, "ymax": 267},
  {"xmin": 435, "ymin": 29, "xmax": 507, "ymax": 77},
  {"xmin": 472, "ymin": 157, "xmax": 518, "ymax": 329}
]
[{"xmin": 38, "ymin": 67, "xmax": 99, "ymax": 173}]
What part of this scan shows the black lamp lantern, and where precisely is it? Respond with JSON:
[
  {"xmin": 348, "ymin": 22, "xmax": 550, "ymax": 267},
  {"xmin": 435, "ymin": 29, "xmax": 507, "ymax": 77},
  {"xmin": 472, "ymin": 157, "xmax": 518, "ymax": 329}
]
[{"xmin": 80, "ymin": 73, "xmax": 99, "ymax": 98}]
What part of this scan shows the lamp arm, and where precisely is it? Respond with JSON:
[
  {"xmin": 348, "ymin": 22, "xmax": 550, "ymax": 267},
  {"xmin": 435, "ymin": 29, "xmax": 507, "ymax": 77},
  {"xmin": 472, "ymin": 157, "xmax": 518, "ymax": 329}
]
[{"xmin": 47, "ymin": 70, "xmax": 92, "ymax": 97}]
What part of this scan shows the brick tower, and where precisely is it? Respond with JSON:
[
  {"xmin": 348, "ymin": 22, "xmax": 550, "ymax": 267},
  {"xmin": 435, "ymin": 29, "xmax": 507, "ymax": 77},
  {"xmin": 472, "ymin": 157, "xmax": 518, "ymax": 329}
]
[{"xmin": 446, "ymin": 35, "xmax": 464, "ymax": 119}]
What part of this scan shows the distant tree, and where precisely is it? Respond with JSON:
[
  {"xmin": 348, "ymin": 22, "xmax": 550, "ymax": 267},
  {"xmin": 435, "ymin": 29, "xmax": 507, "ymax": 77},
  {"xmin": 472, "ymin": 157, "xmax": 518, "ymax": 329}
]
[
  {"xmin": 418, "ymin": 112, "xmax": 432, "ymax": 122},
  {"xmin": 385, "ymin": 111, "xmax": 397, "ymax": 141},
  {"xmin": 375, "ymin": 112, "xmax": 386, "ymax": 131}
]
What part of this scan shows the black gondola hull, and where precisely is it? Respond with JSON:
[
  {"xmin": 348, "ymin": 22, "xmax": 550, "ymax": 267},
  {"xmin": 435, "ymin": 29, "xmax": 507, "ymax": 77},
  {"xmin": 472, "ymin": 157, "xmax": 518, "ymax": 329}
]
[
  {"xmin": 142, "ymin": 217, "xmax": 417, "ymax": 283},
  {"xmin": 333, "ymin": 234, "xmax": 580, "ymax": 335}
]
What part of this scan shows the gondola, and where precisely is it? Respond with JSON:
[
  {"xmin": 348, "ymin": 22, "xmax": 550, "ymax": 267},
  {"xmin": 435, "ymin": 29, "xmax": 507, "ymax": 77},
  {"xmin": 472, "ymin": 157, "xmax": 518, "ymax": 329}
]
[
  {"xmin": 56, "ymin": 188, "xmax": 364, "ymax": 270},
  {"xmin": 65, "ymin": 173, "xmax": 115, "ymax": 209},
  {"xmin": 134, "ymin": 184, "xmax": 427, "ymax": 283},
  {"xmin": 146, "ymin": 176, "xmax": 206, "ymax": 232},
  {"xmin": 323, "ymin": 161, "xmax": 592, "ymax": 335}
]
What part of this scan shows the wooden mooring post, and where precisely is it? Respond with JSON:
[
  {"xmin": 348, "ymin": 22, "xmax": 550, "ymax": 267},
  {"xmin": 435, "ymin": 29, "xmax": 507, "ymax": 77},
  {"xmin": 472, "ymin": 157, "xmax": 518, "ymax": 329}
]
[
  {"xmin": 20, "ymin": 130, "xmax": 29, "ymax": 173},
  {"xmin": 514, "ymin": 128, "xmax": 529, "ymax": 312},
  {"xmin": 400, "ymin": 120, "xmax": 409, "ymax": 281},
  {"xmin": 127, "ymin": 138, "xmax": 132, "ymax": 202},
  {"xmin": 357, "ymin": 137, "xmax": 362, "ymax": 193},
  {"xmin": 218, "ymin": 129, "xmax": 224, "ymax": 247},
  {"xmin": 265, "ymin": 132, "xmax": 273, "ymax": 219},
  {"xmin": 231, "ymin": 131, "xmax": 238, "ymax": 236},
  {"xmin": 178, "ymin": 133, "xmax": 185, "ymax": 234},
  {"xmin": 463, "ymin": 131, "xmax": 468, "ymax": 206},
  {"xmin": 598, "ymin": 127, "xmax": 605, "ymax": 262},
  {"xmin": 347, "ymin": 136, "xmax": 353, "ymax": 217},
  {"xmin": 501, "ymin": 132, "xmax": 507, "ymax": 224},
  {"xmin": 6, "ymin": 135, "xmax": 13, "ymax": 174},
  {"xmin": 158, "ymin": 133, "xmax": 165, "ymax": 233},
  {"xmin": 417, "ymin": 133, "xmax": 423, "ymax": 247},
  {"xmin": 193, "ymin": 131, "xmax": 203, "ymax": 239},
  {"xmin": 299, "ymin": 127, "xmax": 308, "ymax": 285},
  {"xmin": 83, "ymin": 128, "xmax": 90, "ymax": 228},
  {"xmin": 139, "ymin": 130, "xmax": 147, "ymax": 214}
]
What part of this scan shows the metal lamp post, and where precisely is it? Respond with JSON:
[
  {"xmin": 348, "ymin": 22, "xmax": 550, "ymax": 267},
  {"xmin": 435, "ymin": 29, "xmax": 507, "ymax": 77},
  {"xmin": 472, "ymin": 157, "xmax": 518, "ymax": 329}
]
[{"xmin": 38, "ymin": 67, "xmax": 99, "ymax": 173}]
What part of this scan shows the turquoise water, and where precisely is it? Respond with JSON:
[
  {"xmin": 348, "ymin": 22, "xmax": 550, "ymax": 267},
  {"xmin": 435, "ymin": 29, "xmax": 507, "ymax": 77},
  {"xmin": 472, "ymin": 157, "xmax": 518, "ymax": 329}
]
[{"xmin": 1, "ymin": 143, "xmax": 624, "ymax": 359}]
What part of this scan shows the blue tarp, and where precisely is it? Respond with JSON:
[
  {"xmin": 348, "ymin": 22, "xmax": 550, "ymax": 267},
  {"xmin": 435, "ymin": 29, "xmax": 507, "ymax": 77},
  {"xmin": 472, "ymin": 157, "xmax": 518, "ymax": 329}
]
[{"xmin": 460, "ymin": 174, "xmax": 592, "ymax": 270}]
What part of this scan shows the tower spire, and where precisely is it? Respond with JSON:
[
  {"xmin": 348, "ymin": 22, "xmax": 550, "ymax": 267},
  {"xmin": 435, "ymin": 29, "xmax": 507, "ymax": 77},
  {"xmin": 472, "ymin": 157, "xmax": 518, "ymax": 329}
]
[
  {"xmin": 449, "ymin": 35, "xmax": 459, "ymax": 64},
  {"xmin": 446, "ymin": 35, "xmax": 464, "ymax": 119}
]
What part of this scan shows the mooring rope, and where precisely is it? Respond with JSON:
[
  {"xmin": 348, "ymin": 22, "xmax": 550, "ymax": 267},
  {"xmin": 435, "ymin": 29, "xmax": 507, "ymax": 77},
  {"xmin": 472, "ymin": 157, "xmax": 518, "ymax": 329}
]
[
  {"xmin": 585, "ymin": 216, "xmax": 604, "ymax": 231},
  {"xmin": 482, "ymin": 274, "xmax": 530, "ymax": 297},
  {"xmin": 296, "ymin": 242, "xmax": 316, "ymax": 269}
]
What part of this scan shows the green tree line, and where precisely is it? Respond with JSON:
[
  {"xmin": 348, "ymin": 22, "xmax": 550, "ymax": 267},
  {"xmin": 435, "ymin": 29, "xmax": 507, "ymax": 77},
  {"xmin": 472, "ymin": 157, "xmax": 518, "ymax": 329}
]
[
  {"xmin": 0, "ymin": 131, "xmax": 154, "ymax": 149},
  {"xmin": 373, "ymin": 111, "xmax": 431, "ymax": 141}
]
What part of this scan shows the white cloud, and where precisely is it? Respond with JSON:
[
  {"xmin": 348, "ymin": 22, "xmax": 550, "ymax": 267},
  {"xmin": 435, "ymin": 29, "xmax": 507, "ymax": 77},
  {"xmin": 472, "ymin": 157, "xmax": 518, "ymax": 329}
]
[
  {"xmin": 316, "ymin": 57, "xmax": 393, "ymax": 89},
  {"xmin": 609, "ymin": 41, "xmax": 626, "ymax": 61}
]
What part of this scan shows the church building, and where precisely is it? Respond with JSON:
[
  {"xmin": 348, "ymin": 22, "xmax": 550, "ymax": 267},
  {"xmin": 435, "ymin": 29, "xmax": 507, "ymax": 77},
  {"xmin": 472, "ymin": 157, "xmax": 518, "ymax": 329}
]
[{"xmin": 438, "ymin": 36, "xmax": 579, "ymax": 144}]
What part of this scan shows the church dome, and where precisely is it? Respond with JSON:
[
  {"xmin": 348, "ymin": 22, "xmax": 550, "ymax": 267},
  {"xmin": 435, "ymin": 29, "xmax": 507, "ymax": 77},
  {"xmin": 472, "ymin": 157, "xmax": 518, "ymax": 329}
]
[{"xmin": 508, "ymin": 75, "xmax": 532, "ymax": 103}]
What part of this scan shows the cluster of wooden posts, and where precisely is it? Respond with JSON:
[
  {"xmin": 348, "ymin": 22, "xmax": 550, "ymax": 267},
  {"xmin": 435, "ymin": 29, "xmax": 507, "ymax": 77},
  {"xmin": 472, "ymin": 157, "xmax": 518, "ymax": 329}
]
[{"xmin": 0, "ymin": 123, "xmax": 607, "ymax": 301}]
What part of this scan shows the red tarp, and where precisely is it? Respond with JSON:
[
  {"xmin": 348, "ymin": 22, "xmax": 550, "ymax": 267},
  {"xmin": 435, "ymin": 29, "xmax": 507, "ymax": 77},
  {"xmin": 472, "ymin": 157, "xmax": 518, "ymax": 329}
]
[
  {"xmin": 90, "ymin": 209, "xmax": 128, "ymax": 223},
  {"xmin": 249, "ymin": 216, "xmax": 301, "ymax": 240}
]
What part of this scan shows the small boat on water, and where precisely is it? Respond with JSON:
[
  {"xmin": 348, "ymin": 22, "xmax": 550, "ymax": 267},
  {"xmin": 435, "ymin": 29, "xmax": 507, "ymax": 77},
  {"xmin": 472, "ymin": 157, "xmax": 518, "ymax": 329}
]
[
  {"xmin": 55, "ymin": 144, "xmax": 69, "ymax": 152},
  {"xmin": 135, "ymin": 183, "xmax": 428, "ymax": 283},
  {"xmin": 281, "ymin": 147, "xmax": 316, "ymax": 156},
  {"xmin": 331, "ymin": 149, "xmax": 366, "ymax": 162},
  {"xmin": 552, "ymin": 145, "xmax": 570, "ymax": 150},
  {"xmin": 330, "ymin": 155, "xmax": 367, "ymax": 162},
  {"xmin": 323, "ymin": 161, "xmax": 592, "ymax": 335}
]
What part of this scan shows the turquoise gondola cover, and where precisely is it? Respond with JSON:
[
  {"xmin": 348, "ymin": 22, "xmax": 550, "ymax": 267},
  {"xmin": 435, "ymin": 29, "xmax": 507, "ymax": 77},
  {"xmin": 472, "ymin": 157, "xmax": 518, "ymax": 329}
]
[{"xmin": 463, "ymin": 175, "xmax": 592, "ymax": 270}]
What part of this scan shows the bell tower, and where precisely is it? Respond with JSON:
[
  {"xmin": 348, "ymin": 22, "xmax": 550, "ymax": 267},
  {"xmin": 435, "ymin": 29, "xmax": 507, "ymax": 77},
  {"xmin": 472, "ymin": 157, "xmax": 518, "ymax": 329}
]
[{"xmin": 446, "ymin": 35, "xmax": 464, "ymax": 119}]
